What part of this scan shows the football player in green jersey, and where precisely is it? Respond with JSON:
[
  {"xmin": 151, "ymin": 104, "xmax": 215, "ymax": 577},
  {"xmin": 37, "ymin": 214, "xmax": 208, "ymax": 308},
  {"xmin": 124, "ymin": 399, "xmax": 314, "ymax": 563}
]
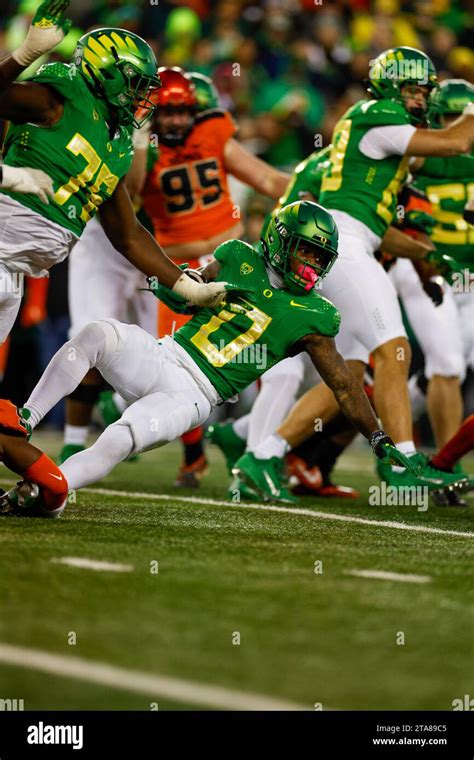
[
  {"xmin": 0, "ymin": 0, "xmax": 234, "ymax": 343},
  {"xmin": 236, "ymin": 47, "xmax": 474, "ymax": 498},
  {"xmin": 209, "ymin": 148, "xmax": 443, "ymax": 500},
  {"xmin": 413, "ymin": 79, "xmax": 474, "ymax": 372},
  {"xmin": 0, "ymin": 201, "xmax": 419, "ymax": 514}
]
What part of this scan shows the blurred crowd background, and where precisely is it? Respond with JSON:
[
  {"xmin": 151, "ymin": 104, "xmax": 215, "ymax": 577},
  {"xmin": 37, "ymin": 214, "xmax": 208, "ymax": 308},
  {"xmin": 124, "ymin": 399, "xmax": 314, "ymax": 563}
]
[{"xmin": 0, "ymin": 0, "xmax": 473, "ymax": 430}]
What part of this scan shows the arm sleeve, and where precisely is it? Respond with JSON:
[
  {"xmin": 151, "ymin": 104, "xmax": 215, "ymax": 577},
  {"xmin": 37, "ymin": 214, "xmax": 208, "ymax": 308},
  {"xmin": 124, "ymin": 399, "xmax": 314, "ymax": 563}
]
[{"xmin": 359, "ymin": 125, "xmax": 417, "ymax": 160}]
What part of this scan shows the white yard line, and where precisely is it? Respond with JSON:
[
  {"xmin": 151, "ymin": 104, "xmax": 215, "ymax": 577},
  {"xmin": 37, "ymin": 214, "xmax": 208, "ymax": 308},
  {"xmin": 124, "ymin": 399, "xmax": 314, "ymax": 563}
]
[
  {"xmin": 0, "ymin": 643, "xmax": 305, "ymax": 711},
  {"xmin": 84, "ymin": 487, "xmax": 474, "ymax": 539},
  {"xmin": 51, "ymin": 557, "xmax": 133, "ymax": 572},
  {"xmin": 346, "ymin": 569, "xmax": 431, "ymax": 584},
  {"xmin": 0, "ymin": 478, "xmax": 472, "ymax": 539}
]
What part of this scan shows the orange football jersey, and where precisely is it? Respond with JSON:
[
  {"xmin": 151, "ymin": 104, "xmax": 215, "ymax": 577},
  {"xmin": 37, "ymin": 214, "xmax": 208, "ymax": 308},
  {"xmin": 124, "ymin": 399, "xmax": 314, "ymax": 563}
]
[{"xmin": 143, "ymin": 110, "xmax": 237, "ymax": 248}]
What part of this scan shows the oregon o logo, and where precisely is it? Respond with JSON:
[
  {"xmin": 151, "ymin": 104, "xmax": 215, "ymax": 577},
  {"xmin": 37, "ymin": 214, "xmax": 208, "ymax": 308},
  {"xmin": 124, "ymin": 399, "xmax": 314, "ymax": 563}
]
[{"xmin": 263, "ymin": 289, "xmax": 273, "ymax": 298}]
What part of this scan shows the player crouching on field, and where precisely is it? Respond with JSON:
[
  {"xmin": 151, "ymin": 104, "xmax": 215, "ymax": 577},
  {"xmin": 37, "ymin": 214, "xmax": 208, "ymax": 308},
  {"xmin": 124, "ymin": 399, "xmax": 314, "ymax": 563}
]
[{"xmin": 0, "ymin": 201, "xmax": 421, "ymax": 514}]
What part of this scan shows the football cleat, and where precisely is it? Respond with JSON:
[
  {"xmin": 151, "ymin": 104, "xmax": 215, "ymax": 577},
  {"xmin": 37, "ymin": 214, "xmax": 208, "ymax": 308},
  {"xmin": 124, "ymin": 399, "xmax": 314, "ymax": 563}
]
[
  {"xmin": 292, "ymin": 481, "xmax": 360, "ymax": 499},
  {"xmin": 174, "ymin": 454, "xmax": 208, "ymax": 488},
  {"xmin": 377, "ymin": 452, "xmax": 469, "ymax": 495},
  {"xmin": 232, "ymin": 453, "xmax": 298, "ymax": 505},
  {"xmin": 0, "ymin": 400, "xmax": 32, "ymax": 439},
  {"xmin": 227, "ymin": 475, "xmax": 259, "ymax": 502},
  {"xmin": 0, "ymin": 482, "xmax": 40, "ymax": 517},
  {"xmin": 57, "ymin": 443, "xmax": 85, "ymax": 465},
  {"xmin": 430, "ymin": 488, "xmax": 468, "ymax": 507},
  {"xmin": 205, "ymin": 421, "xmax": 246, "ymax": 473},
  {"xmin": 286, "ymin": 454, "xmax": 360, "ymax": 499}
]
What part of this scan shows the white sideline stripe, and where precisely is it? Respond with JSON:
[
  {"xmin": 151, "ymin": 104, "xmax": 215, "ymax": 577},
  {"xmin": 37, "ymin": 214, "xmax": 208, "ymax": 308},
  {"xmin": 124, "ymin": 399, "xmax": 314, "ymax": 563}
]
[
  {"xmin": 346, "ymin": 569, "xmax": 431, "ymax": 584},
  {"xmin": 83, "ymin": 487, "xmax": 474, "ymax": 539},
  {"xmin": 52, "ymin": 557, "xmax": 133, "ymax": 572},
  {"xmin": 0, "ymin": 643, "xmax": 305, "ymax": 711}
]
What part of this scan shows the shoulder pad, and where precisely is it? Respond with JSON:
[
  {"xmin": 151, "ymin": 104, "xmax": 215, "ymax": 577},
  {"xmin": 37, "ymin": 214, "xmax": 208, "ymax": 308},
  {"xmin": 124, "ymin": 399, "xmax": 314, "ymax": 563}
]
[
  {"xmin": 353, "ymin": 98, "xmax": 411, "ymax": 126},
  {"xmin": 310, "ymin": 293, "xmax": 341, "ymax": 337},
  {"xmin": 30, "ymin": 62, "xmax": 87, "ymax": 99},
  {"xmin": 214, "ymin": 239, "xmax": 256, "ymax": 263},
  {"xmin": 195, "ymin": 108, "xmax": 228, "ymax": 125}
]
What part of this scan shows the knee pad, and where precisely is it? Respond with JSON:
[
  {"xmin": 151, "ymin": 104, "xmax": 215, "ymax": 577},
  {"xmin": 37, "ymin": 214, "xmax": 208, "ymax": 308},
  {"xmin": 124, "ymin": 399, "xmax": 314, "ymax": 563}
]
[{"xmin": 71, "ymin": 320, "xmax": 119, "ymax": 367}]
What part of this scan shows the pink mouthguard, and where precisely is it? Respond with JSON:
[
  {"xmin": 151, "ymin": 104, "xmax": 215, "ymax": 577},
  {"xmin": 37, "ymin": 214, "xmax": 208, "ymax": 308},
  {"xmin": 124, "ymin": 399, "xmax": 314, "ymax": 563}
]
[{"xmin": 296, "ymin": 263, "xmax": 318, "ymax": 291}]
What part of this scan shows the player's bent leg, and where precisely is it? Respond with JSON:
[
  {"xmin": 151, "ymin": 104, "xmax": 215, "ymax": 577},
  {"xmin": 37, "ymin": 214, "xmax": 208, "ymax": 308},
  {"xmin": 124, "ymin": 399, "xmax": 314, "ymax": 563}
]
[
  {"xmin": 59, "ymin": 424, "xmax": 134, "ymax": 490},
  {"xmin": 426, "ymin": 376, "xmax": 463, "ymax": 448},
  {"xmin": 60, "ymin": 368, "xmax": 104, "ymax": 463},
  {"xmin": 372, "ymin": 336, "xmax": 412, "ymax": 444},
  {"xmin": 24, "ymin": 321, "xmax": 120, "ymax": 429},
  {"xmin": 396, "ymin": 260, "xmax": 465, "ymax": 447}
]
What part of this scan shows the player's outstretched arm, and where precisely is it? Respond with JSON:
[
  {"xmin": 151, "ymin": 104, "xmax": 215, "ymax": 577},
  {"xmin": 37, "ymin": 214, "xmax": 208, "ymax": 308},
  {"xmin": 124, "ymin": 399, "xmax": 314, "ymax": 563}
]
[
  {"xmin": 406, "ymin": 104, "xmax": 474, "ymax": 157},
  {"xmin": 301, "ymin": 333, "xmax": 420, "ymax": 471},
  {"xmin": 0, "ymin": 0, "xmax": 70, "ymax": 124},
  {"xmin": 99, "ymin": 181, "xmax": 231, "ymax": 308},
  {"xmin": 224, "ymin": 138, "xmax": 290, "ymax": 200},
  {"xmin": 303, "ymin": 333, "xmax": 380, "ymax": 439}
]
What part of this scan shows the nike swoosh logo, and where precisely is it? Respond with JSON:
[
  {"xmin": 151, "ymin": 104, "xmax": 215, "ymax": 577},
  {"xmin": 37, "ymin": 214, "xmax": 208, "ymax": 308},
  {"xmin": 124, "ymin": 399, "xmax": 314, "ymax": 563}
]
[
  {"xmin": 49, "ymin": 473, "xmax": 64, "ymax": 481},
  {"xmin": 290, "ymin": 300, "xmax": 309, "ymax": 309},
  {"xmin": 263, "ymin": 470, "xmax": 280, "ymax": 496}
]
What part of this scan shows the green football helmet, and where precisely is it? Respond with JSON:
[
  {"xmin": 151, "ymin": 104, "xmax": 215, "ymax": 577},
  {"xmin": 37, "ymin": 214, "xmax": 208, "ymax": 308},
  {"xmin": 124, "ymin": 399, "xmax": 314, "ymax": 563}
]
[
  {"xmin": 74, "ymin": 28, "xmax": 162, "ymax": 128},
  {"xmin": 262, "ymin": 201, "xmax": 338, "ymax": 295},
  {"xmin": 367, "ymin": 46, "xmax": 437, "ymax": 124},
  {"xmin": 428, "ymin": 79, "xmax": 474, "ymax": 126},
  {"xmin": 186, "ymin": 72, "xmax": 220, "ymax": 112}
]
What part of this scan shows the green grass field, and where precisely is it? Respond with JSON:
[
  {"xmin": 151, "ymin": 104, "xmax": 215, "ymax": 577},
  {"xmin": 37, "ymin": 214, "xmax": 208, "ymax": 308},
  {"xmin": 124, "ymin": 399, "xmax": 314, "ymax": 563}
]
[{"xmin": 0, "ymin": 431, "xmax": 472, "ymax": 711}]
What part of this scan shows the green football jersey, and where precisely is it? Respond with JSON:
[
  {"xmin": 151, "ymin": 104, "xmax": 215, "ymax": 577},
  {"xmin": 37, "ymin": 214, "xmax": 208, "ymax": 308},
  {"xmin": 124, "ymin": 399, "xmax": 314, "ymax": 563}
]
[
  {"xmin": 413, "ymin": 154, "xmax": 474, "ymax": 270},
  {"xmin": 319, "ymin": 99, "xmax": 411, "ymax": 238},
  {"xmin": 261, "ymin": 146, "xmax": 331, "ymax": 237},
  {"xmin": 1, "ymin": 62, "xmax": 134, "ymax": 237},
  {"xmin": 280, "ymin": 146, "xmax": 331, "ymax": 206},
  {"xmin": 174, "ymin": 239, "xmax": 340, "ymax": 400}
]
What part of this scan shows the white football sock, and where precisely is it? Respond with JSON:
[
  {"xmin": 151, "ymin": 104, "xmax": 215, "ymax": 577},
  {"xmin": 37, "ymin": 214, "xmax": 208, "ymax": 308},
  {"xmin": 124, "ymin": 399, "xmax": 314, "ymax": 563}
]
[
  {"xmin": 64, "ymin": 424, "xmax": 88, "ymax": 447},
  {"xmin": 393, "ymin": 439, "xmax": 417, "ymax": 472},
  {"xmin": 253, "ymin": 433, "xmax": 289, "ymax": 460},
  {"xmin": 25, "ymin": 321, "xmax": 118, "ymax": 428},
  {"xmin": 247, "ymin": 371, "xmax": 301, "ymax": 452},
  {"xmin": 232, "ymin": 414, "xmax": 248, "ymax": 441},
  {"xmin": 396, "ymin": 440, "xmax": 417, "ymax": 455},
  {"xmin": 60, "ymin": 424, "xmax": 134, "ymax": 490}
]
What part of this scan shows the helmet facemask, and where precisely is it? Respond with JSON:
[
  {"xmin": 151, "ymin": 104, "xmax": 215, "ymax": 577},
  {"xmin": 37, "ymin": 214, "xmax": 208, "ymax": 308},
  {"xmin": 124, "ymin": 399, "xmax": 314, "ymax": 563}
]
[
  {"xmin": 264, "ymin": 221, "xmax": 337, "ymax": 295},
  {"xmin": 113, "ymin": 63, "xmax": 161, "ymax": 128}
]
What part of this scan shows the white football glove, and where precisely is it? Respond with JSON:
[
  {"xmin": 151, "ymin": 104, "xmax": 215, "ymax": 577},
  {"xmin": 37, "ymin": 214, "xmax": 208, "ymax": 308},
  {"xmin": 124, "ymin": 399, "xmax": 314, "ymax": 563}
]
[
  {"xmin": 132, "ymin": 120, "xmax": 153, "ymax": 151},
  {"xmin": 12, "ymin": 0, "xmax": 72, "ymax": 68},
  {"xmin": 1, "ymin": 166, "xmax": 55, "ymax": 204},
  {"xmin": 172, "ymin": 273, "xmax": 230, "ymax": 309}
]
